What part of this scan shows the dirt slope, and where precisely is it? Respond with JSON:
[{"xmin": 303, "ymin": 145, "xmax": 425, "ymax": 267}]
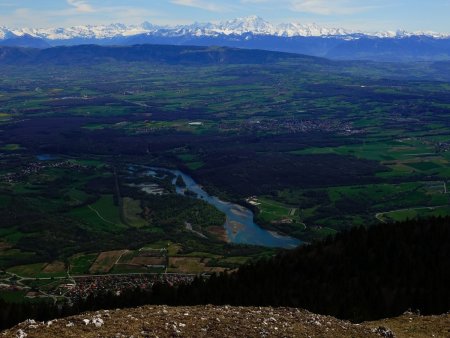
[
  {"xmin": 1, "ymin": 306, "xmax": 448, "ymax": 338},
  {"xmin": 366, "ymin": 312, "xmax": 450, "ymax": 338}
]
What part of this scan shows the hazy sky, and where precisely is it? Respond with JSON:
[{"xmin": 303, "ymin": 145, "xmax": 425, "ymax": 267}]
[{"xmin": 1, "ymin": 0, "xmax": 449, "ymax": 32}]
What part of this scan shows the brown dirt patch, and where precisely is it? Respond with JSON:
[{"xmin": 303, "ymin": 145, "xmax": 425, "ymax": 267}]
[
  {"xmin": 229, "ymin": 221, "xmax": 244, "ymax": 236},
  {"xmin": 42, "ymin": 261, "xmax": 65, "ymax": 273},
  {"xmin": 0, "ymin": 241, "xmax": 12, "ymax": 251},
  {"xmin": 89, "ymin": 250, "xmax": 126, "ymax": 274},
  {"xmin": 130, "ymin": 256, "xmax": 166, "ymax": 266},
  {"xmin": 207, "ymin": 226, "xmax": 229, "ymax": 242},
  {"xmin": 168, "ymin": 257, "xmax": 206, "ymax": 274},
  {"xmin": 168, "ymin": 257, "xmax": 225, "ymax": 274}
]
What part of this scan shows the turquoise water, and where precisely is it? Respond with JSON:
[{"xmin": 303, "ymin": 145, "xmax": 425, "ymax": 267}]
[{"xmin": 149, "ymin": 167, "xmax": 301, "ymax": 249}]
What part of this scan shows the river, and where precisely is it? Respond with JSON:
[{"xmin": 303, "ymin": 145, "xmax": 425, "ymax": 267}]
[{"xmin": 148, "ymin": 167, "xmax": 301, "ymax": 249}]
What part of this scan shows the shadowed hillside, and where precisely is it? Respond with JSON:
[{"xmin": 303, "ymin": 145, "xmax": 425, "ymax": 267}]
[
  {"xmin": 0, "ymin": 44, "xmax": 321, "ymax": 65},
  {"xmin": 173, "ymin": 218, "xmax": 450, "ymax": 322}
]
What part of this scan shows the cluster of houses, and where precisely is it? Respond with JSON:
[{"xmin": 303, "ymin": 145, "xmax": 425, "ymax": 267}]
[
  {"xmin": 219, "ymin": 118, "xmax": 363, "ymax": 136},
  {"xmin": 436, "ymin": 141, "xmax": 450, "ymax": 153},
  {"xmin": 57, "ymin": 274, "xmax": 195, "ymax": 302},
  {"xmin": 1, "ymin": 160, "xmax": 88, "ymax": 184},
  {"xmin": 245, "ymin": 196, "xmax": 261, "ymax": 206}
]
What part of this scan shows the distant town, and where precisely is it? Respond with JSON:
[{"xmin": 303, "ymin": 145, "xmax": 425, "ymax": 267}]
[{"xmin": 220, "ymin": 118, "xmax": 363, "ymax": 136}]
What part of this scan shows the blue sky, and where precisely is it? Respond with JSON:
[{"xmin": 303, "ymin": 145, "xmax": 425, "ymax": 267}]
[{"xmin": 1, "ymin": 0, "xmax": 449, "ymax": 32}]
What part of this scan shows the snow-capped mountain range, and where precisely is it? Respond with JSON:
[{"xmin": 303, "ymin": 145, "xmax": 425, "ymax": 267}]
[
  {"xmin": 2, "ymin": 16, "xmax": 450, "ymax": 62},
  {"xmin": 1, "ymin": 16, "xmax": 449, "ymax": 41}
]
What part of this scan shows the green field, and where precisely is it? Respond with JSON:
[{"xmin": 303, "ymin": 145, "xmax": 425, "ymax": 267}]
[
  {"xmin": 123, "ymin": 197, "xmax": 147, "ymax": 227},
  {"xmin": 69, "ymin": 195, "xmax": 127, "ymax": 231},
  {"xmin": 1, "ymin": 144, "xmax": 23, "ymax": 151},
  {"xmin": 254, "ymin": 197, "xmax": 301, "ymax": 223},
  {"xmin": 68, "ymin": 253, "xmax": 98, "ymax": 275},
  {"xmin": 379, "ymin": 205, "xmax": 450, "ymax": 223},
  {"xmin": 7, "ymin": 263, "xmax": 46, "ymax": 278},
  {"xmin": 177, "ymin": 153, "xmax": 205, "ymax": 170}
]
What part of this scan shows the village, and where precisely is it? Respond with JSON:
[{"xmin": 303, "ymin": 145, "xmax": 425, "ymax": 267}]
[
  {"xmin": 0, "ymin": 268, "xmax": 197, "ymax": 305},
  {"xmin": 0, "ymin": 159, "xmax": 89, "ymax": 184},
  {"xmin": 60, "ymin": 273, "xmax": 196, "ymax": 303},
  {"xmin": 220, "ymin": 118, "xmax": 363, "ymax": 136}
]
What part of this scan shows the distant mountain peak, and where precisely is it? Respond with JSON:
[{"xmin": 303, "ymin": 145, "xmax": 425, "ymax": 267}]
[
  {"xmin": 0, "ymin": 27, "xmax": 17, "ymax": 40},
  {"xmin": 1, "ymin": 17, "xmax": 448, "ymax": 42}
]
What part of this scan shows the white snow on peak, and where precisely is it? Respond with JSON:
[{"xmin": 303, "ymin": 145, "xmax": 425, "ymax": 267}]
[
  {"xmin": 276, "ymin": 22, "xmax": 353, "ymax": 37},
  {"xmin": 12, "ymin": 23, "xmax": 151, "ymax": 40},
  {"xmin": 0, "ymin": 17, "xmax": 448, "ymax": 41},
  {"xmin": 215, "ymin": 16, "xmax": 278, "ymax": 35},
  {"xmin": 168, "ymin": 16, "xmax": 354, "ymax": 37},
  {"xmin": 0, "ymin": 26, "xmax": 17, "ymax": 39}
]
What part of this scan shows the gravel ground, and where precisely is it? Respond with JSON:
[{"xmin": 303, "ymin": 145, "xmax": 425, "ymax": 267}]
[
  {"xmin": 1, "ymin": 305, "xmax": 448, "ymax": 338},
  {"xmin": 366, "ymin": 312, "xmax": 450, "ymax": 338}
]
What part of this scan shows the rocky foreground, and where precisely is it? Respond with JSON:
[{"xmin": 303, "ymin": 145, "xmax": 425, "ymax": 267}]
[{"xmin": 1, "ymin": 306, "xmax": 449, "ymax": 338}]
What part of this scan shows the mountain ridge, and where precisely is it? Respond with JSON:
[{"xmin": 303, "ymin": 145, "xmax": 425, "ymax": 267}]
[
  {"xmin": 2, "ymin": 17, "xmax": 450, "ymax": 61},
  {"xmin": 1, "ymin": 16, "xmax": 449, "ymax": 42},
  {"xmin": 2, "ymin": 40, "xmax": 450, "ymax": 64},
  {"xmin": 0, "ymin": 44, "xmax": 322, "ymax": 66}
]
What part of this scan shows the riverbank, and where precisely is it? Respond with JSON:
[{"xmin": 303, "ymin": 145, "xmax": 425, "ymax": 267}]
[{"xmin": 147, "ymin": 167, "xmax": 301, "ymax": 249}]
